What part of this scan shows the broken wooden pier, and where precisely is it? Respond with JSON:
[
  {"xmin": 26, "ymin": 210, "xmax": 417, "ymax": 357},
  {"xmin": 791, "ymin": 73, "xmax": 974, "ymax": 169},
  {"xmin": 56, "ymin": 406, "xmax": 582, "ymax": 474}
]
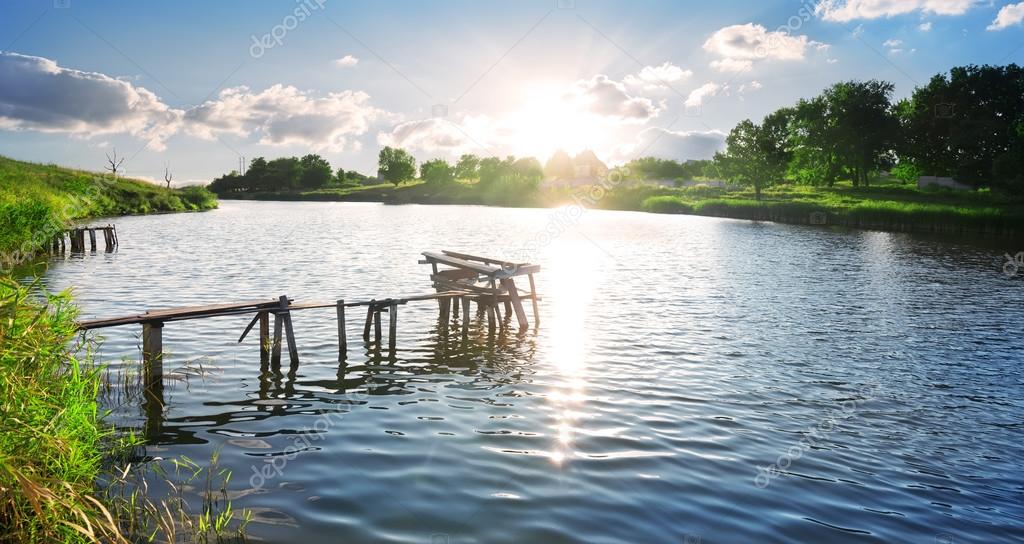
[
  {"xmin": 53, "ymin": 224, "xmax": 118, "ymax": 253},
  {"xmin": 75, "ymin": 250, "xmax": 541, "ymax": 401}
]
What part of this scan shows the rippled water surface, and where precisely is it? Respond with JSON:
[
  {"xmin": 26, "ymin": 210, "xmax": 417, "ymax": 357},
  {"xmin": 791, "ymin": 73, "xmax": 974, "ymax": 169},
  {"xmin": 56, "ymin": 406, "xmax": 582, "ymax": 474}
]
[{"xmin": 40, "ymin": 201, "xmax": 1024, "ymax": 543}]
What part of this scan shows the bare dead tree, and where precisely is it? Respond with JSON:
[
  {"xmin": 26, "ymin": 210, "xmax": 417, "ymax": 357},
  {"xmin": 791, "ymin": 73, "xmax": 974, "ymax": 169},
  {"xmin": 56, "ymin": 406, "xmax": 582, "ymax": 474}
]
[
  {"xmin": 105, "ymin": 148, "xmax": 125, "ymax": 178},
  {"xmin": 164, "ymin": 163, "xmax": 173, "ymax": 189}
]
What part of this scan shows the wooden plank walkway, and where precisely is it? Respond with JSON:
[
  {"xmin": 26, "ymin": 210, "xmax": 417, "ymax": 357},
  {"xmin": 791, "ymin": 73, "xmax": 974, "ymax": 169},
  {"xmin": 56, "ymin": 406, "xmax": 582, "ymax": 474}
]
[{"xmin": 74, "ymin": 250, "xmax": 541, "ymax": 413}]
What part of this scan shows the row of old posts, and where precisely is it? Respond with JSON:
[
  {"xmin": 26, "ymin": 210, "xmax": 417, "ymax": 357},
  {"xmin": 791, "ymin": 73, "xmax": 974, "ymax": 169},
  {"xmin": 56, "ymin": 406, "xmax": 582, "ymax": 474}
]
[{"xmin": 53, "ymin": 225, "xmax": 118, "ymax": 254}]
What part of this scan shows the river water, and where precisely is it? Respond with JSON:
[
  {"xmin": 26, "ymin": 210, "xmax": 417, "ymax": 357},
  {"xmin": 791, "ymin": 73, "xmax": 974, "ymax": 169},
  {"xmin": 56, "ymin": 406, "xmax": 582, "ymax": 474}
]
[{"xmin": 39, "ymin": 201, "xmax": 1024, "ymax": 543}]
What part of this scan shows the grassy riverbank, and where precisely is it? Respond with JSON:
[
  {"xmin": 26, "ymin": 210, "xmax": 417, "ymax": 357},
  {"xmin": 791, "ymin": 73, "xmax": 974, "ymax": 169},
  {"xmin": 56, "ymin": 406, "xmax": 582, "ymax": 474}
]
[
  {"xmin": 0, "ymin": 155, "xmax": 218, "ymax": 266},
  {"xmin": 0, "ymin": 277, "xmax": 124, "ymax": 543},
  {"xmin": 223, "ymin": 178, "xmax": 1024, "ymax": 237}
]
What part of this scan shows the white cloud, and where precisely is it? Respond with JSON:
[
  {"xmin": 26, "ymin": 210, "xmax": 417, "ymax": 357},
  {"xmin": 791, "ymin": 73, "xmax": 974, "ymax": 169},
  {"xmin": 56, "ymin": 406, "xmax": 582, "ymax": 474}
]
[
  {"xmin": 703, "ymin": 23, "xmax": 822, "ymax": 72},
  {"xmin": 566, "ymin": 75, "xmax": 661, "ymax": 122},
  {"xmin": 0, "ymin": 51, "xmax": 182, "ymax": 150},
  {"xmin": 377, "ymin": 118, "xmax": 477, "ymax": 153},
  {"xmin": 988, "ymin": 2, "xmax": 1024, "ymax": 30},
  {"xmin": 617, "ymin": 127, "xmax": 726, "ymax": 162},
  {"xmin": 685, "ymin": 83, "xmax": 722, "ymax": 108},
  {"xmin": 710, "ymin": 58, "xmax": 753, "ymax": 73},
  {"xmin": 919, "ymin": 21, "xmax": 933, "ymax": 31},
  {"xmin": 883, "ymin": 38, "xmax": 904, "ymax": 46},
  {"xmin": 827, "ymin": 57, "xmax": 840, "ymax": 63},
  {"xmin": 623, "ymin": 62, "xmax": 693, "ymax": 89},
  {"xmin": 334, "ymin": 55, "xmax": 359, "ymax": 67},
  {"xmin": 185, "ymin": 84, "xmax": 385, "ymax": 152},
  {"xmin": 815, "ymin": 0, "xmax": 978, "ymax": 22},
  {"xmin": 738, "ymin": 80, "xmax": 763, "ymax": 93}
]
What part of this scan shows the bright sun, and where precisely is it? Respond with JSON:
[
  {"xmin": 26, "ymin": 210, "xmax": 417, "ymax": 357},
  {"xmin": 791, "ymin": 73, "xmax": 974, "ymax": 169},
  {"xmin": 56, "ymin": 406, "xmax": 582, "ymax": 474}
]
[{"xmin": 503, "ymin": 84, "xmax": 615, "ymax": 160}]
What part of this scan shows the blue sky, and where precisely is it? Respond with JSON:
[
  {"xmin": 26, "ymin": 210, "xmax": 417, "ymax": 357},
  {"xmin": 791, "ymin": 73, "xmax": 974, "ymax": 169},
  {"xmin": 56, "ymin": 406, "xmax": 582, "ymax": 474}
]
[{"xmin": 1, "ymin": 0, "xmax": 1023, "ymax": 184}]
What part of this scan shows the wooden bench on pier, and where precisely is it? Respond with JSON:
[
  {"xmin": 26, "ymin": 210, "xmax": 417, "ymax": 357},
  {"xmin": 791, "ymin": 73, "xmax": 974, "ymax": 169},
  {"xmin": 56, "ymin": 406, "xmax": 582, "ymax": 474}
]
[{"xmin": 419, "ymin": 250, "xmax": 541, "ymax": 333}]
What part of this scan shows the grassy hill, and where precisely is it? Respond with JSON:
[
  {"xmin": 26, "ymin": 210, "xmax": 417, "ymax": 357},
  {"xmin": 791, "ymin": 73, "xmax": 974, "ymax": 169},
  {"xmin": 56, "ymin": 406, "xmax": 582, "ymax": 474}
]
[{"xmin": 0, "ymin": 155, "xmax": 217, "ymax": 265}]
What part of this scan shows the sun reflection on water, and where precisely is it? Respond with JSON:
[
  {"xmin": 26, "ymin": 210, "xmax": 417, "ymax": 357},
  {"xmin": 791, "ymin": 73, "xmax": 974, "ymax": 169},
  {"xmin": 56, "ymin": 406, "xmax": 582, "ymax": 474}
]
[{"xmin": 540, "ymin": 237, "xmax": 607, "ymax": 465}]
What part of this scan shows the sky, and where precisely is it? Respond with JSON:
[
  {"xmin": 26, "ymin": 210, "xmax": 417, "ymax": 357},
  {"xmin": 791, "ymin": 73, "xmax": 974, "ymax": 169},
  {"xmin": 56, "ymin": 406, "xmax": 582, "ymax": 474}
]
[{"xmin": 1, "ymin": 0, "xmax": 1023, "ymax": 185}]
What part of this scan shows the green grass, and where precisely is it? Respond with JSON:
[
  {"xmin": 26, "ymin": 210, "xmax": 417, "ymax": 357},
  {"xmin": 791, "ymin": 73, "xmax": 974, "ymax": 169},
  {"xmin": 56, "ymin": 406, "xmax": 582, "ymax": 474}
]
[
  {"xmin": 623, "ymin": 180, "xmax": 1024, "ymax": 236},
  {"xmin": 0, "ymin": 155, "xmax": 218, "ymax": 266},
  {"xmin": 0, "ymin": 277, "xmax": 123, "ymax": 543}
]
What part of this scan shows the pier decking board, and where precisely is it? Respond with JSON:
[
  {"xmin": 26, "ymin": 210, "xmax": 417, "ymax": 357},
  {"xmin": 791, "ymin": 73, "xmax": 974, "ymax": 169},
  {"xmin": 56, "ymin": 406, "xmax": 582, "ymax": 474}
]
[{"xmin": 74, "ymin": 251, "xmax": 541, "ymax": 411}]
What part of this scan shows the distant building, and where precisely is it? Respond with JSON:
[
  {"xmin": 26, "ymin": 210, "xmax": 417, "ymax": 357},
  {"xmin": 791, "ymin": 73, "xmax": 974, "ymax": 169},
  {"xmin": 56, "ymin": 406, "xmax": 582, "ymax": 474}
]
[
  {"xmin": 572, "ymin": 150, "xmax": 609, "ymax": 180},
  {"xmin": 541, "ymin": 149, "xmax": 612, "ymax": 188}
]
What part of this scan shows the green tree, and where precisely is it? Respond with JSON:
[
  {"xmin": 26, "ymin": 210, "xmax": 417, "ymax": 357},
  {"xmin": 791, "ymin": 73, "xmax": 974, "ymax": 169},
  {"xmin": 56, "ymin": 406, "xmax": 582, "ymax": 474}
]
[
  {"xmin": 377, "ymin": 146, "xmax": 417, "ymax": 186},
  {"xmin": 299, "ymin": 154, "xmax": 333, "ymax": 189},
  {"xmin": 824, "ymin": 80, "xmax": 897, "ymax": 187},
  {"xmin": 266, "ymin": 157, "xmax": 302, "ymax": 190},
  {"xmin": 717, "ymin": 113, "xmax": 793, "ymax": 200},
  {"xmin": 420, "ymin": 158, "xmax": 455, "ymax": 185},
  {"xmin": 718, "ymin": 120, "xmax": 767, "ymax": 199},
  {"xmin": 789, "ymin": 96, "xmax": 841, "ymax": 187},
  {"xmin": 455, "ymin": 154, "xmax": 480, "ymax": 180},
  {"xmin": 899, "ymin": 64, "xmax": 1024, "ymax": 191}
]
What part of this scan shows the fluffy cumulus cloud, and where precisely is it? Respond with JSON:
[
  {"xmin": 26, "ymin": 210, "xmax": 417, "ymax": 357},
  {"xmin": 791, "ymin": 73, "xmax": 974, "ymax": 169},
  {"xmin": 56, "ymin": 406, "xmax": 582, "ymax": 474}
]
[
  {"xmin": 988, "ymin": 2, "xmax": 1024, "ymax": 30},
  {"xmin": 185, "ymin": 84, "xmax": 384, "ymax": 152},
  {"xmin": 566, "ymin": 75, "xmax": 661, "ymax": 122},
  {"xmin": 376, "ymin": 117, "xmax": 486, "ymax": 154},
  {"xmin": 0, "ymin": 51, "xmax": 182, "ymax": 150},
  {"xmin": 334, "ymin": 55, "xmax": 359, "ymax": 67},
  {"xmin": 815, "ymin": 0, "xmax": 978, "ymax": 22},
  {"xmin": 703, "ymin": 23, "xmax": 820, "ymax": 72},
  {"xmin": 618, "ymin": 127, "xmax": 726, "ymax": 162},
  {"xmin": 685, "ymin": 83, "xmax": 723, "ymax": 108},
  {"xmin": 624, "ymin": 62, "xmax": 693, "ymax": 89}
]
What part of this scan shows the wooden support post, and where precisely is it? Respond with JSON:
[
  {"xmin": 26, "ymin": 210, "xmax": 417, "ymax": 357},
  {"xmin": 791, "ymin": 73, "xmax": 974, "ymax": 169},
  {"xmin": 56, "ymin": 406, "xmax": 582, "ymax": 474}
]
[
  {"xmin": 504, "ymin": 300, "xmax": 512, "ymax": 315},
  {"xmin": 76, "ymin": 229, "xmax": 85, "ymax": 252},
  {"xmin": 59, "ymin": 233, "xmax": 65, "ymax": 253},
  {"xmin": 259, "ymin": 311, "xmax": 270, "ymax": 364},
  {"xmin": 439, "ymin": 297, "xmax": 451, "ymax": 331},
  {"xmin": 501, "ymin": 278, "xmax": 529, "ymax": 331},
  {"xmin": 373, "ymin": 309, "xmax": 382, "ymax": 344},
  {"xmin": 272, "ymin": 313, "xmax": 283, "ymax": 365},
  {"xmin": 279, "ymin": 295, "xmax": 299, "ymax": 366},
  {"xmin": 88, "ymin": 229, "xmax": 97, "ymax": 251},
  {"xmin": 337, "ymin": 299, "xmax": 347, "ymax": 360},
  {"xmin": 461, "ymin": 296, "xmax": 470, "ymax": 337},
  {"xmin": 111, "ymin": 224, "xmax": 118, "ymax": 247},
  {"xmin": 528, "ymin": 273, "xmax": 540, "ymax": 325},
  {"xmin": 141, "ymin": 321, "xmax": 164, "ymax": 391},
  {"xmin": 487, "ymin": 304, "xmax": 496, "ymax": 334},
  {"xmin": 363, "ymin": 302, "xmax": 375, "ymax": 341},
  {"xmin": 103, "ymin": 229, "xmax": 113, "ymax": 252},
  {"xmin": 452, "ymin": 296, "xmax": 460, "ymax": 316},
  {"xmin": 388, "ymin": 303, "xmax": 398, "ymax": 353}
]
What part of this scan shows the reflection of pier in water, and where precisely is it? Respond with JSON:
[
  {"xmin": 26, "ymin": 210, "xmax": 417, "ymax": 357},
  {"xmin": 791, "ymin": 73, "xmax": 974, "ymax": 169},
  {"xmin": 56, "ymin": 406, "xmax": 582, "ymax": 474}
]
[
  {"xmin": 84, "ymin": 250, "xmax": 542, "ymax": 444},
  {"xmin": 136, "ymin": 319, "xmax": 539, "ymax": 446}
]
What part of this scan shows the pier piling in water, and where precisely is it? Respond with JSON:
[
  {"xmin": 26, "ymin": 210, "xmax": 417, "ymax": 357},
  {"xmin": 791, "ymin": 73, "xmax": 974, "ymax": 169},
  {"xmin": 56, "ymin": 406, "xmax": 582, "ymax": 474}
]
[{"xmin": 73, "ymin": 251, "xmax": 541, "ymax": 384}]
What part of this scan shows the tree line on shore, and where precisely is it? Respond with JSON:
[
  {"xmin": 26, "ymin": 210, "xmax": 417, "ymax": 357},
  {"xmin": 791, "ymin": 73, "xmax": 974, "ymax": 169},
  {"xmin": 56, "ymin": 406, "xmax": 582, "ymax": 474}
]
[
  {"xmin": 712, "ymin": 63, "xmax": 1024, "ymax": 198},
  {"xmin": 208, "ymin": 63, "xmax": 1023, "ymax": 198}
]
